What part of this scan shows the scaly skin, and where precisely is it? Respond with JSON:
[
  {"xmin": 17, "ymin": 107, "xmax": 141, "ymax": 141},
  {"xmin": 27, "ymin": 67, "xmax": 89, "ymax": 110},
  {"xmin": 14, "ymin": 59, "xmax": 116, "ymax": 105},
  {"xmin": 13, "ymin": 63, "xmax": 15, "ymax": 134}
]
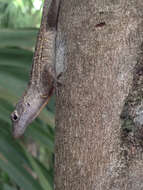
[{"xmin": 11, "ymin": 0, "xmax": 60, "ymax": 138}]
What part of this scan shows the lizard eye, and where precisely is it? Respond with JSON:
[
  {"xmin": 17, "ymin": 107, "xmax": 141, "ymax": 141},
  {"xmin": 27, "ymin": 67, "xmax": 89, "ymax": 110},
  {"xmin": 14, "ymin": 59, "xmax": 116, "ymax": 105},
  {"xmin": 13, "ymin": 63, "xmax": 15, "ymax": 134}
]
[{"xmin": 11, "ymin": 111, "xmax": 19, "ymax": 122}]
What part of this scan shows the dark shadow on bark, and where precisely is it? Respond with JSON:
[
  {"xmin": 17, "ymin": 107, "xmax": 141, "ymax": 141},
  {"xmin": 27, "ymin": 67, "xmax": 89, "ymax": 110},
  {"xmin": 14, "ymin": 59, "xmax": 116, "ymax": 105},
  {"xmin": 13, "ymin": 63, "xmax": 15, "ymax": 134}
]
[{"xmin": 120, "ymin": 43, "xmax": 143, "ymax": 166}]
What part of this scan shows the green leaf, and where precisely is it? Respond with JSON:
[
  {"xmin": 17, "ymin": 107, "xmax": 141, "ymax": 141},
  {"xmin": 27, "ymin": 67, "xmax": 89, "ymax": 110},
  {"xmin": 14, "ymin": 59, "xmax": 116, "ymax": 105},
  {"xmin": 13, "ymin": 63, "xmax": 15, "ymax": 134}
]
[
  {"xmin": 0, "ymin": 0, "xmax": 10, "ymax": 3},
  {"xmin": 0, "ymin": 29, "xmax": 37, "ymax": 49},
  {"xmin": 3, "ymin": 184, "xmax": 17, "ymax": 190},
  {"xmin": 0, "ymin": 72, "xmax": 27, "ymax": 96},
  {"xmin": 26, "ymin": 122, "xmax": 54, "ymax": 153},
  {"xmin": 24, "ymin": 150, "xmax": 53, "ymax": 190},
  {"xmin": 39, "ymin": 109, "xmax": 55, "ymax": 129},
  {"xmin": 0, "ymin": 135, "xmax": 28, "ymax": 167},
  {"xmin": 0, "ymin": 87, "xmax": 17, "ymax": 103},
  {"xmin": 0, "ymin": 158, "xmax": 43, "ymax": 190},
  {"xmin": 0, "ymin": 48, "xmax": 33, "ymax": 67},
  {"xmin": 35, "ymin": 159, "xmax": 53, "ymax": 186}
]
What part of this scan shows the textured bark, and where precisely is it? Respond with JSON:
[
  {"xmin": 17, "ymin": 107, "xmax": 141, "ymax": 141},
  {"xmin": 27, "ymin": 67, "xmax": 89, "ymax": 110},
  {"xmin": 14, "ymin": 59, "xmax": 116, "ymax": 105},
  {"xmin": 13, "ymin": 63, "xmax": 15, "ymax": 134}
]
[{"xmin": 55, "ymin": 0, "xmax": 143, "ymax": 189}]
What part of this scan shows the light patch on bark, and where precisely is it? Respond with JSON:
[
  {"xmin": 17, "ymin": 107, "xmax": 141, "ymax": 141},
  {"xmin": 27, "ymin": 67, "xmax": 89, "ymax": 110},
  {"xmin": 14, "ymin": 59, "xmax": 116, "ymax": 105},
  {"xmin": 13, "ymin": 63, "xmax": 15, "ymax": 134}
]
[{"xmin": 55, "ymin": 31, "xmax": 67, "ymax": 77}]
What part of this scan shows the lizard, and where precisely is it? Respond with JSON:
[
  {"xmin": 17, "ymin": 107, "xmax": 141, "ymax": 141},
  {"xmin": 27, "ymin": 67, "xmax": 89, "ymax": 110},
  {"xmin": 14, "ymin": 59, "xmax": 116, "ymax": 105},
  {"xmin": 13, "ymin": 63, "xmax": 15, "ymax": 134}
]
[{"xmin": 10, "ymin": 0, "xmax": 61, "ymax": 138}]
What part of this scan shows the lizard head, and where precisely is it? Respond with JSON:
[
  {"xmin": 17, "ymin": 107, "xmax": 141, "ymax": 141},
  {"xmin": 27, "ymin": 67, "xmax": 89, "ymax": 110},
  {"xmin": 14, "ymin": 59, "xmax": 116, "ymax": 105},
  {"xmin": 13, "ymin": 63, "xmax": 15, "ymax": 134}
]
[{"xmin": 11, "ymin": 91, "xmax": 51, "ymax": 138}]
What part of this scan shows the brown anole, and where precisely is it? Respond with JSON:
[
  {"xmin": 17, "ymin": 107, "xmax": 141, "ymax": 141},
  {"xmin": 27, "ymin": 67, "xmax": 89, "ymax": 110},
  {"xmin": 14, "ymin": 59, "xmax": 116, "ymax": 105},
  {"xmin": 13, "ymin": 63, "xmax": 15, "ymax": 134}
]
[{"xmin": 11, "ymin": 0, "xmax": 60, "ymax": 138}]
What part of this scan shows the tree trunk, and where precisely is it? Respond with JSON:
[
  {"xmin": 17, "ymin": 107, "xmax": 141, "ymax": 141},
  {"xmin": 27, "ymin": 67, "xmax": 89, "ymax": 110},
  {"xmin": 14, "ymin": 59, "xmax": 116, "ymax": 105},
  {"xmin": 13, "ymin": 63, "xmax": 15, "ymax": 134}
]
[{"xmin": 55, "ymin": 0, "xmax": 143, "ymax": 189}]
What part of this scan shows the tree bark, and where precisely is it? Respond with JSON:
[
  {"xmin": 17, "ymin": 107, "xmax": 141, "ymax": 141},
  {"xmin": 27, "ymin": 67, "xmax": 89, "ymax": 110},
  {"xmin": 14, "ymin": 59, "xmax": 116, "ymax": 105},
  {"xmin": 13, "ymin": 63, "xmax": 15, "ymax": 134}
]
[{"xmin": 55, "ymin": 0, "xmax": 143, "ymax": 189}]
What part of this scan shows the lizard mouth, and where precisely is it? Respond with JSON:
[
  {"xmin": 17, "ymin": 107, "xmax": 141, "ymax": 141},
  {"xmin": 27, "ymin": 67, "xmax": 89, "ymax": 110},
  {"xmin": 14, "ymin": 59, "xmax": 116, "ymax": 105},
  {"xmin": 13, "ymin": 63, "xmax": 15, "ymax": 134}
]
[
  {"xmin": 12, "ymin": 86, "xmax": 54, "ymax": 138},
  {"xmin": 12, "ymin": 96, "xmax": 51, "ymax": 139}
]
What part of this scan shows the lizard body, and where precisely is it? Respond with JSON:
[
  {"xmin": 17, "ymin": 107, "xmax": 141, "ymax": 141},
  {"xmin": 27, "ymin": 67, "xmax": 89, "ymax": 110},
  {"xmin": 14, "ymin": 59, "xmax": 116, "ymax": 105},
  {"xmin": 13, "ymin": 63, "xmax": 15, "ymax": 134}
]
[{"xmin": 11, "ymin": 0, "xmax": 60, "ymax": 138}]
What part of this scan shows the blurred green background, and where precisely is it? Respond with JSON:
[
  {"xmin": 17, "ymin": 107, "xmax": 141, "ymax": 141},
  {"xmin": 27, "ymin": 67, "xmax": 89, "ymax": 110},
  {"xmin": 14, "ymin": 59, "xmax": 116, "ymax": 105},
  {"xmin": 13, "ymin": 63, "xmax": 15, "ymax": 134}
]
[{"xmin": 0, "ymin": 0, "xmax": 55, "ymax": 189}]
